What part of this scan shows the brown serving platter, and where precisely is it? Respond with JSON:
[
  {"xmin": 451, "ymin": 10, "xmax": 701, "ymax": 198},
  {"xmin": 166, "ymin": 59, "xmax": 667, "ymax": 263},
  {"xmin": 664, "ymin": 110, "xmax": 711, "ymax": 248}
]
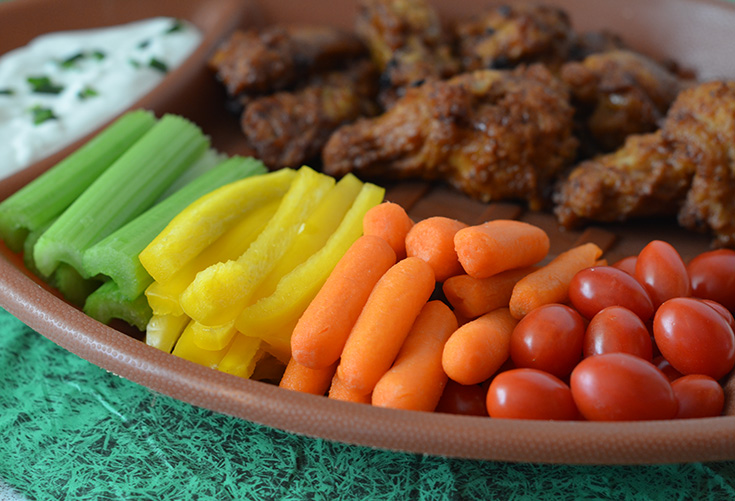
[{"xmin": 1, "ymin": 0, "xmax": 735, "ymax": 464}]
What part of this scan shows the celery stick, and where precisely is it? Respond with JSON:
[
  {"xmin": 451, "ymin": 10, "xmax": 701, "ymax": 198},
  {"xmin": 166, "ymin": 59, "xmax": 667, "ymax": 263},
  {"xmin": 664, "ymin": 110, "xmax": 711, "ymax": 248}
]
[
  {"xmin": 84, "ymin": 280, "xmax": 152, "ymax": 331},
  {"xmin": 33, "ymin": 114, "xmax": 210, "ymax": 279},
  {"xmin": 155, "ymin": 148, "xmax": 228, "ymax": 203},
  {"xmin": 0, "ymin": 110, "xmax": 156, "ymax": 253},
  {"xmin": 83, "ymin": 156, "xmax": 266, "ymax": 300},
  {"xmin": 52, "ymin": 263, "xmax": 102, "ymax": 308}
]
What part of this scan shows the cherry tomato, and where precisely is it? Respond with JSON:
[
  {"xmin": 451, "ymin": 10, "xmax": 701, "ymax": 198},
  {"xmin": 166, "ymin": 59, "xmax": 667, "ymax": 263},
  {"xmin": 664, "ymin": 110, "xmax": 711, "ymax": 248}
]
[
  {"xmin": 653, "ymin": 297, "xmax": 735, "ymax": 380},
  {"xmin": 687, "ymin": 249, "xmax": 735, "ymax": 312},
  {"xmin": 653, "ymin": 355, "xmax": 684, "ymax": 382},
  {"xmin": 510, "ymin": 304, "xmax": 585, "ymax": 378},
  {"xmin": 569, "ymin": 266, "xmax": 654, "ymax": 321},
  {"xmin": 634, "ymin": 240, "xmax": 690, "ymax": 309},
  {"xmin": 583, "ymin": 306, "xmax": 652, "ymax": 360},
  {"xmin": 435, "ymin": 380, "xmax": 488, "ymax": 416},
  {"xmin": 612, "ymin": 255, "xmax": 637, "ymax": 275},
  {"xmin": 701, "ymin": 299, "xmax": 735, "ymax": 332},
  {"xmin": 671, "ymin": 375, "xmax": 725, "ymax": 419},
  {"xmin": 486, "ymin": 368, "xmax": 579, "ymax": 420},
  {"xmin": 570, "ymin": 353, "xmax": 678, "ymax": 421}
]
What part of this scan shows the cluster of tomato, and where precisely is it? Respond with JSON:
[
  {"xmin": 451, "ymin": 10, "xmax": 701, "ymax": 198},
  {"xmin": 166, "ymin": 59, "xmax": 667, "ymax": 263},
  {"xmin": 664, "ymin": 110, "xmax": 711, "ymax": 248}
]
[{"xmin": 436, "ymin": 242, "xmax": 735, "ymax": 421}]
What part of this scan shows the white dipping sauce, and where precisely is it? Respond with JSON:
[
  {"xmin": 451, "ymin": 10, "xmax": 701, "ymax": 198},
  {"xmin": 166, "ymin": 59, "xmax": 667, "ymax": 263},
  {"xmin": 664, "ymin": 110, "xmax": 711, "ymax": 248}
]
[{"xmin": 0, "ymin": 17, "xmax": 202, "ymax": 180}]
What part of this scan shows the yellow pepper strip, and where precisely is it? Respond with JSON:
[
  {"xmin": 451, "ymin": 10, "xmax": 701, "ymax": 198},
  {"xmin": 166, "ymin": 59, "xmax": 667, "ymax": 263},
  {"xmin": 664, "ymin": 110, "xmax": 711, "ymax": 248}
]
[
  {"xmin": 179, "ymin": 166, "xmax": 334, "ymax": 327},
  {"xmin": 171, "ymin": 320, "xmax": 234, "ymax": 369},
  {"xmin": 217, "ymin": 333, "xmax": 264, "ymax": 379},
  {"xmin": 190, "ymin": 320, "xmax": 237, "ymax": 351},
  {"xmin": 145, "ymin": 313, "xmax": 189, "ymax": 353},
  {"xmin": 145, "ymin": 198, "xmax": 281, "ymax": 317},
  {"xmin": 253, "ymin": 173, "xmax": 363, "ymax": 300},
  {"xmin": 139, "ymin": 168, "xmax": 296, "ymax": 284},
  {"xmin": 235, "ymin": 182, "xmax": 385, "ymax": 342}
]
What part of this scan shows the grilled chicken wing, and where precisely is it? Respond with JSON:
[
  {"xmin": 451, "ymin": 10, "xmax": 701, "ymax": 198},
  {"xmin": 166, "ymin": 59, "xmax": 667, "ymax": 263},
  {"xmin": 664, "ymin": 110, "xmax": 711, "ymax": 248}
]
[
  {"xmin": 355, "ymin": 0, "xmax": 459, "ymax": 108},
  {"xmin": 209, "ymin": 25, "xmax": 367, "ymax": 96},
  {"xmin": 323, "ymin": 64, "xmax": 578, "ymax": 210},
  {"xmin": 240, "ymin": 60, "xmax": 380, "ymax": 169}
]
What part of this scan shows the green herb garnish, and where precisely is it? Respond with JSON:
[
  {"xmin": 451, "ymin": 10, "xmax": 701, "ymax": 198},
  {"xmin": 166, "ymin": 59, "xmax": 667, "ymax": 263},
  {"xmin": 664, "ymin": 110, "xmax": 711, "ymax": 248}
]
[
  {"xmin": 27, "ymin": 76, "xmax": 64, "ymax": 95},
  {"xmin": 92, "ymin": 50, "xmax": 106, "ymax": 60},
  {"xmin": 0, "ymin": 88, "xmax": 14, "ymax": 96},
  {"xmin": 128, "ymin": 59, "xmax": 142, "ymax": 69},
  {"xmin": 166, "ymin": 19, "xmax": 185, "ymax": 34},
  {"xmin": 149, "ymin": 58, "xmax": 168, "ymax": 73},
  {"xmin": 78, "ymin": 86, "xmax": 99, "ymax": 100},
  {"xmin": 60, "ymin": 52, "xmax": 85, "ymax": 69},
  {"xmin": 30, "ymin": 105, "xmax": 58, "ymax": 125},
  {"xmin": 138, "ymin": 39, "xmax": 151, "ymax": 49}
]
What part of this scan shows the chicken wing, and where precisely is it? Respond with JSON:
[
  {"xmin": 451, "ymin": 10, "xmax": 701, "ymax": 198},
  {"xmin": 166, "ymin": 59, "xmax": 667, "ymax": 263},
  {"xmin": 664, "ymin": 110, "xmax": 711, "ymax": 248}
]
[
  {"xmin": 209, "ymin": 25, "xmax": 367, "ymax": 96},
  {"xmin": 355, "ymin": 0, "xmax": 459, "ymax": 108},
  {"xmin": 454, "ymin": 3, "xmax": 574, "ymax": 73},
  {"xmin": 322, "ymin": 64, "xmax": 578, "ymax": 210},
  {"xmin": 239, "ymin": 60, "xmax": 380, "ymax": 169},
  {"xmin": 560, "ymin": 50, "xmax": 682, "ymax": 153}
]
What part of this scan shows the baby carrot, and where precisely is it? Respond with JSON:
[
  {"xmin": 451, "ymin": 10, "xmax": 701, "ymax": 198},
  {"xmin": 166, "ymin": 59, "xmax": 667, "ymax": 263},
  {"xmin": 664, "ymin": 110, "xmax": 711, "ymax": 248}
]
[
  {"xmin": 290, "ymin": 234, "xmax": 396, "ymax": 369},
  {"xmin": 454, "ymin": 220, "xmax": 550, "ymax": 278},
  {"xmin": 442, "ymin": 266, "xmax": 538, "ymax": 319},
  {"xmin": 328, "ymin": 374, "xmax": 372, "ymax": 404},
  {"xmin": 279, "ymin": 359, "xmax": 338, "ymax": 396},
  {"xmin": 362, "ymin": 201, "xmax": 414, "ymax": 260},
  {"xmin": 442, "ymin": 308, "xmax": 518, "ymax": 385},
  {"xmin": 405, "ymin": 216, "xmax": 468, "ymax": 283},
  {"xmin": 336, "ymin": 256, "xmax": 436, "ymax": 395},
  {"xmin": 371, "ymin": 301, "xmax": 458, "ymax": 411},
  {"xmin": 509, "ymin": 242, "xmax": 603, "ymax": 319}
]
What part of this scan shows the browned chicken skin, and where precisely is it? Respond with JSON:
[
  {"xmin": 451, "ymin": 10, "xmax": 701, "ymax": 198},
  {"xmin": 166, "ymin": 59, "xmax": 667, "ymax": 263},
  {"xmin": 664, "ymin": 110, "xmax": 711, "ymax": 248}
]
[
  {"xmin": 355, "ymin": 0, "xmax": 459, "ymax": 108},
  {"xmin": 240, "ymin": 60, "xmax": 380, "ymax": 169},
  {"xmin": 208, "ymin": 25, "xmax": 367, "ymax": 96},
  {"xmin": 561, "ymin": 50, "xmax": 683, "ymax": 153},
  {"xmin": 555, "ymin": 80, "xmax": 735, "ymax": 248},
  {"xmin": 455, "ymin": 3, "xmax": 574, "ymax": 72},
  {"xmin": 323, "ymin": 64, "xmax": 578, "ymax": 210}
]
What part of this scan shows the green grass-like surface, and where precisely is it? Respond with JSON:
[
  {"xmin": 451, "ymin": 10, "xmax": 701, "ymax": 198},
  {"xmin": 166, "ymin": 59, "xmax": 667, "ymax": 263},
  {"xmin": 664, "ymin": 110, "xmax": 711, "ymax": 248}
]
[{"xmin": 1, "ymin": 307, "xmax": 735, "ymax": 500}]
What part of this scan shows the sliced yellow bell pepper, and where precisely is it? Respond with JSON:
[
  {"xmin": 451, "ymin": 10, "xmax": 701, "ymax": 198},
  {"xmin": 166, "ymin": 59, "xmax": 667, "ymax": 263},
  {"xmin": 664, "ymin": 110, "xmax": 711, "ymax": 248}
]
[
  {"xmin": 253, "ymin": 173, "xmax": 363, "ymax": 299},
  {"xmin": 190, "ymin": 319, "xmax": 237, "ymax": 351},
  {"xmin": 145, "ymin": 198, "xmax": 281, "ymax": 317},
  {"xmin": 217, "ymin": 333, "xmax": 264, "ymax": 379},
  {"xmin": 171, "ymin": 320, "xmax": 234, "ymax": 369},
  {"xmin": 145, "ymin": 313, "xmax": 190, "ymax": 353},
  {"xmin": 179, "ymin": 166, "xmax": 334, "ymax": 327},
  {"xmin": 235, "ymin": 182, "xmax": 385, "ymax": 342},
  {"xmin": 139, "ymin": 168, "xmax": 295, "ymax": 284}
]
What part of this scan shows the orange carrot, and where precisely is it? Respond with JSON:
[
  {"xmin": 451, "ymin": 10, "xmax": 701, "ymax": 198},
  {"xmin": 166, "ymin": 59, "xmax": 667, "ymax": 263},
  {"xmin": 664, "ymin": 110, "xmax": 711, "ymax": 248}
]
[
  {"xmin": 279, "ymin": 358, "xmax": 337, "ymax": 396},
  {"xmin": 405, "ymin": 216, "xmax": 468, "ymax": 282},
  {"xmin": 362, "ymin": 201, "xmax": 414, "ymax": 260},
  {"xmin": 328, "ymin": 374, "xmax": 372, "ymax": 404},
  {"xmin": 454, "ymin": 220, "xmax": 550, "ymax": 278},
  {"xmin": 509, "ymin": 242, "xmax": 603, "ymax": 319},
  {"xmin": 290, "ymin": 234, "xmax": 396, "ymax": 369},
  {"xmin": 336, "ymin": 256, "xmax": 436, "ymax": 395},
  {"xmin": 442, "ymin": 308, "xmax": 518, "ymax": 385},
  {"xmin": 371, "ymin": 301, "xmax": 458, "ymax": 411},
  {"xmin": 443, "ymin": 266, "xmax": 538, "ymax": 319}
]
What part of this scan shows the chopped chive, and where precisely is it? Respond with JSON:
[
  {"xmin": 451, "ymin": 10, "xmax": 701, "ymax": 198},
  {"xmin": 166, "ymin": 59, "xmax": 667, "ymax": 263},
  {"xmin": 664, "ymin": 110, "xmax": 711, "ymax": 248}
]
[
  {"xmin": 78, "ymin": 86, "xmax": 99, "ymax": 100},
  {"xmin": 33, "ymin": 114, "xmax": 211, "ymax": 279},
  {"xmin": 59, "ymin": 52, "xmax": 85, "ymax": 69},
  {"xmin": 83, "ymin": 156, "xmax": 266, "ymax": 300},
  {"xmin": 138, "ymin": 39, "xmax": 151, "ymax": 49},
  {"xmin": 0, "ymin": 88, "xmax": 14, "ymax": 96},
  {"xmin": 92, "ymin": 50, "xmax": 106, "ymax": 60},
  {"xmin": 129, "ymin": 59, "xmax": 141, "ymax": 69},
  {"xmin": 27, "ymin": 76, "xmax": 64, "ymax": 94},
  {"xmin": 149, "ymin": 58, "xmax": 168, "ymax": 73},
  {"xmin": 30, "ymin": 105, "xmax": 58, "ymax": 125},
  {"xmin": 83, "ymin": 280, "xmax": 153, "ymax": 331},
  {"xmin": 166, "ymin": 19, "xmax": 185, "ymax": 34},
  {"xmin": 0, "ymin": 110, "xmax": 157, "ymax": 253}
]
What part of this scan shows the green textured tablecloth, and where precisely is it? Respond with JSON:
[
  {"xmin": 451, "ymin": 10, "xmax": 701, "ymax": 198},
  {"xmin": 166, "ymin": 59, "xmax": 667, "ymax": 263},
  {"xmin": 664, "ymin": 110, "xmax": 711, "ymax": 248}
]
[{"xmin": 1, "ymin": 307, "xmax": 734, "ymax": 500}]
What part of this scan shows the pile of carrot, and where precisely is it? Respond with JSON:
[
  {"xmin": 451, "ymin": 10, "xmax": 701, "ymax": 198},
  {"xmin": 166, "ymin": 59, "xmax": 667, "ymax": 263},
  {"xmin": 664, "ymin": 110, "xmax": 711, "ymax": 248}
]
[{"xmin": 281, "ymin": 201, "xmax": 602, "ymax": 412}]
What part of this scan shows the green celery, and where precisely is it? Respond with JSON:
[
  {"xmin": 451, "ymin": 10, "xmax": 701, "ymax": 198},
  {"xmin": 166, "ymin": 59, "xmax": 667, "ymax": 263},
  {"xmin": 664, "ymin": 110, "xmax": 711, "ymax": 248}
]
[
  {"xmin": 33, "ymin": 114, "xmax": 210, "ymax": 279},
  {"xmin": 84, "ymin": 280, "xmax": 152, "ymax": 332},
  {"xmin": 83, "ymin": 156, "xmax": 266, "ymax": 301},
  {"xmin": 0, "ymin": 110, "xmax": 156, "ymax": 253},
  {"xmin": 52, "ymin": 263, "xmax": 102, "ymax": 308},
  {"xmin": 155, "ymin": 148, "xmax": 228, "ymax": 203}
]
